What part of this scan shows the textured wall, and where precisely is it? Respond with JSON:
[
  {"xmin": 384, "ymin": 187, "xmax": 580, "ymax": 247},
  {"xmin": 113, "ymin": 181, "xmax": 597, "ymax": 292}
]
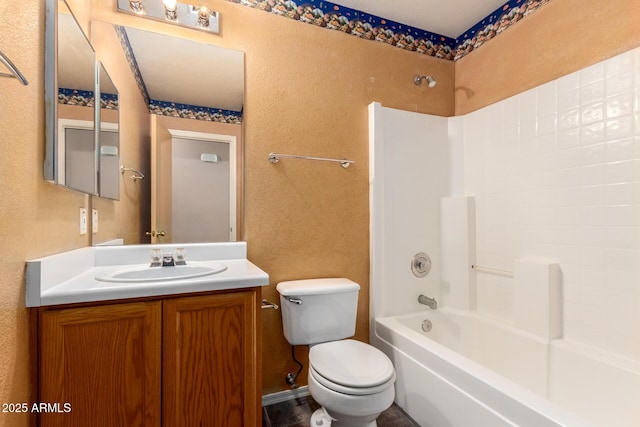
[
  {"xmin": 2, "ymin": 1, "xmax": 636, "ymax": 423},
  {"xmin": 90, "ymin": 0, "xmax": 455, "ymax": 395},
  {"xmin": 0, "ymin": 2, "xmax": 148, "ymax": 427},
  {"xmin": 455, "ymin": 0, "xmax": 640, "ymax": 115},
  {"xmin": 0, "ymin": 1, "xmax": 89, "ymax": 426}
]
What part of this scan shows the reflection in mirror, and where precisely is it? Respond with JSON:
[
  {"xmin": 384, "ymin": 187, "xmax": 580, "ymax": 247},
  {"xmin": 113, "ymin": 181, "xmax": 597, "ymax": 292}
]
[
  {"xmin": 97, "ymin": 63, "xmax": 120, "ymax": 200},
  {"xmin": 49, "ymin": 3, "xmax": 97, "ymax": 194},
  {"xmin": 112, "ymin": 26, "xmax": 244, "ymax": 244}
]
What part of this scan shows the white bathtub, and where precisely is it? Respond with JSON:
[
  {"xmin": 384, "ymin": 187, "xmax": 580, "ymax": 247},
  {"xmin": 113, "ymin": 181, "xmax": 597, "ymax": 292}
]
[{"xmin": 373, "ymin": 309, "xmax": 640, "ymax": 427}]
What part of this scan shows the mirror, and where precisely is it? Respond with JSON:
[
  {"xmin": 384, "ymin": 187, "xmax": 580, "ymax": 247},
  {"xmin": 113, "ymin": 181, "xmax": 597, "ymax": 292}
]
[
  {"xmin": 45, "ymin": 0, "xmax": 121, "ymax": 199},
  {"xmin": 97, "ymin": 64, "xmax": 120, "ymax": 200},
  {"xmin": 108, "ymin": 25, "xmax": 244, "ymax": 243}
]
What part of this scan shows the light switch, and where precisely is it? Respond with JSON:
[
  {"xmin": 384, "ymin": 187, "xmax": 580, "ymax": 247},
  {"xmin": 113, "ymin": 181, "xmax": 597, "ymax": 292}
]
[
  {"xmin": 79, "ymin": 208, "xmax": 87, "ymax": 235},
  {"xmin": 92, "ymin": 209, "xmax": 98, "ymax": 233}
]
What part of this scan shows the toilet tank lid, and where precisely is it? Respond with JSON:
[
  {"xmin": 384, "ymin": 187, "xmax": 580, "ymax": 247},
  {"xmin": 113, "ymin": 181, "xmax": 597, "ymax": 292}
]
[{"xmin": 276, "ymin": 278, "xmax": 360, "ymax": 296}]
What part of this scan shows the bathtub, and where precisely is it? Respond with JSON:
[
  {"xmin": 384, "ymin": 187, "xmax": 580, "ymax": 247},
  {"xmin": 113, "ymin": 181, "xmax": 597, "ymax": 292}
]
[{"xmin": 372, "ymin": 309, "xmax": 640, "ymax": 427}]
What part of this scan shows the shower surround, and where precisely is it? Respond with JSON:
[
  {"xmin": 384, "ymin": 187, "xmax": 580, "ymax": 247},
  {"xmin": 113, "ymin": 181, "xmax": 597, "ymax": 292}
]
[{"xmin": 369, "ymin": 47, "xmax": 640, "ymax": 426}]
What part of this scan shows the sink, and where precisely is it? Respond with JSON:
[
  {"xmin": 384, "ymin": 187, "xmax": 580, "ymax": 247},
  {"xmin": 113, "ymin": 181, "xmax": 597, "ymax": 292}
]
[{"xmin": 95, "ymin": 262, "xmax": 227, "ymax": 283}]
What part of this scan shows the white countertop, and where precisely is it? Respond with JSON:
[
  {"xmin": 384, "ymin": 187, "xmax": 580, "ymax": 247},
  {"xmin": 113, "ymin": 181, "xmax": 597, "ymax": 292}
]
[{"xmin": 26, "ymin": 242, "xmax": 269, "ymax": 307}]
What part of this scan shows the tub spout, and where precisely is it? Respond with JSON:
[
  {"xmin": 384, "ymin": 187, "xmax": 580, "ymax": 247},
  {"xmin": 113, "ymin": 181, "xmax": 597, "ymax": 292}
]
[{"xmin": 418, "ymin": 294, "xmax": 437, "ymax": 310}]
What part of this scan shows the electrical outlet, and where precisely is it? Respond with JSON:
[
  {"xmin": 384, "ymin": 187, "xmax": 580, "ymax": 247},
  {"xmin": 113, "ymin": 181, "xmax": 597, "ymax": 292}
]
[
  {"xmin": 79, "ymin": 208, "xmax": 87, "ymax": 235},
  {"xmin": 92, "ymin": 209, "xmax": 98, "ymax": 233}
]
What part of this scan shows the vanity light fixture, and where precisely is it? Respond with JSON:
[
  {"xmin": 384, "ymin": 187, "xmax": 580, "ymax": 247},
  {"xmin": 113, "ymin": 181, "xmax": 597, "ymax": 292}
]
[{"xmin": 117, "ymin": 0, "xmax": 220, "ymax": 33}]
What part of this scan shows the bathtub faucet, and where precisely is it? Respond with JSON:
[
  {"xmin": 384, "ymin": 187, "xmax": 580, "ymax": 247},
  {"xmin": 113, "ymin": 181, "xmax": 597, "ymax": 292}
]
[{"xmin": 418, "ymin": 294, "xmax": 437, "ymax": 310}]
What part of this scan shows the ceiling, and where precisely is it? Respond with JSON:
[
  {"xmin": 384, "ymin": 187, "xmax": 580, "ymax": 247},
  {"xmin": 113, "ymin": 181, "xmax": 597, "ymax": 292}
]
[
  {"xmin": 328, "ymin": 0, "xmax": 509, "ymax": 39},
  {"xmin": 123, "ymin": 27, "xmax": 244, "ymax": 112}
]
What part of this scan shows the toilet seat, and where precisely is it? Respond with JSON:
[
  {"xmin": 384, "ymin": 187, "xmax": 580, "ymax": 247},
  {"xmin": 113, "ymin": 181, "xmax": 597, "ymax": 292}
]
[{"xmin": 309, "ymin": 339, "xmax": 395, "ymax": 395}]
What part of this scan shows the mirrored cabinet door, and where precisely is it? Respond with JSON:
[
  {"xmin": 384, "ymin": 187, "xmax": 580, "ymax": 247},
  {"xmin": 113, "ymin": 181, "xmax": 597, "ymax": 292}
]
[
  {"xmin": 45, "ymin": 0, "xmax": 120, "ymax": 199},
  {"xmin": 97, "ymin": 63, "xmax": 120, "ymax": 200}
]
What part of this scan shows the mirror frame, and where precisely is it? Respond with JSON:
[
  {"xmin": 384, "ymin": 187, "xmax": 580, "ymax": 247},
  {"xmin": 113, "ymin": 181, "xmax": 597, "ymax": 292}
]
[{"xmin": 45, "ymin": 0, "xmax": 120, "ymax": 200}]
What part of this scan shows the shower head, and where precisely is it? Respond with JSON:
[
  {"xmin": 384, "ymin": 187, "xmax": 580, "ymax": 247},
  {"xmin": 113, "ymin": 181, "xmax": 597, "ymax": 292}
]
[{"xmin": 414, "ymin": 75, "xmax": 436, "ymax": 88}]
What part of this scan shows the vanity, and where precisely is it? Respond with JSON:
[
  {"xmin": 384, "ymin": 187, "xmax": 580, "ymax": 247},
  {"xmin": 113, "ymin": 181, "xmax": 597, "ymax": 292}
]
[{"xmin": 26, "ymin": 242, "xmax": 268, "ymax": 426}]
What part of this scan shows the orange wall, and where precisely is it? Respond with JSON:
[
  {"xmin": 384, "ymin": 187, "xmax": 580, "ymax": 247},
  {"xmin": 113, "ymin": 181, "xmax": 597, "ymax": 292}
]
[
  {"xmin": 455, "ymin": 0, "xmax": 640, "ymax": 115},
  {"xmin": 1, "ymin": 1, "xmax": 638, "ymax": 424},
  {"xmin": 0, "ymin": 2, "xmax": 148, "ymax": 426},
  {"xmin": 89, "ymin": 0, "xmax": 454, "ymax": 395},
  {"xmin": 0, "ymin": 1, "xmax": 89, "ymax": 426}
]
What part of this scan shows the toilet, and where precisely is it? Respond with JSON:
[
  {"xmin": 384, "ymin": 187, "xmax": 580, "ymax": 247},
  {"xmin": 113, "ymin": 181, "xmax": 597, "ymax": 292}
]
[{"xmin": 276, "ymin": 278, "xmax": 396, "ymax": 427}]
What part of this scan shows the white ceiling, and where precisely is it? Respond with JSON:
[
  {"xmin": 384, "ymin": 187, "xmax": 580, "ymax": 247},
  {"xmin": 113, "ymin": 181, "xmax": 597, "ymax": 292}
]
[
  {"xmin": 329, "ymin": 0, "xmax": 509, "ymax": 38},
  {"xmin": 58, "ymin": 13, "xmax": 95, "ymax": 92},
  {"xmin": 124, "ymin": 27, "xmax": 244, "ymax": 111}
]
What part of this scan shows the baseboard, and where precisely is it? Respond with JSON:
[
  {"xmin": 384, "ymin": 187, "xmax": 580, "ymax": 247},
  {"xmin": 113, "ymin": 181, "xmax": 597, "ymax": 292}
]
[{"xmin": 262, "ymin": 386, "xmax": 310, "ymax": 406}]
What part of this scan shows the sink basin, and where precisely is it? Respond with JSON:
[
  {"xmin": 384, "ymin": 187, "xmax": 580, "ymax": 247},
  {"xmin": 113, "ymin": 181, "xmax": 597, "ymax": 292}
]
[{"xmin": 96, "ymin": 263, "xmax": 227, "ymax": 283}]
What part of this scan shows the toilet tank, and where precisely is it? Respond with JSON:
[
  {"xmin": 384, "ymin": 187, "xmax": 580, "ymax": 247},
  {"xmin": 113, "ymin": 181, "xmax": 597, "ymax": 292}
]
[{"xmin": 276, "ymin": 278, "xmax": 360, "ymax": 345}]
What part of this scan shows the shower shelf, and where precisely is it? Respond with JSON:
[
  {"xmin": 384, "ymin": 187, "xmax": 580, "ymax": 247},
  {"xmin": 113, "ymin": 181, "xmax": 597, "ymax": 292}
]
[{"xmin": 471, "ymin": 264, "xmax": 514, "ymax": 278}]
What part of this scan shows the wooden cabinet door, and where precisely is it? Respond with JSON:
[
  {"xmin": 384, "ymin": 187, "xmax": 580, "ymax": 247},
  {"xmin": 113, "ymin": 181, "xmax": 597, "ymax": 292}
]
[
  {"xmin": 163, "ymin": 290, "xmax": 259, "ymax": 427},
  {"xmin": 40, "ymin": 302, "xmax": 162, "ymax": 427}
]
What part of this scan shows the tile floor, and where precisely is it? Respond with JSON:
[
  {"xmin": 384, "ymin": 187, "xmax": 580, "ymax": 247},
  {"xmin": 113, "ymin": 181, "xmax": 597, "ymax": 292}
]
[{"xmin": 262, "ymin": 395, "xmax": 420, "ymax": 427}]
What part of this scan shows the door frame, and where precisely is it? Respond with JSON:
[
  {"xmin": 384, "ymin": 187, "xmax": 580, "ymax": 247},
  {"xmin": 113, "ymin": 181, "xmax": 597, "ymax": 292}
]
[
  {"xmin": 167, "ymin": 129, "xmax": 237, "ymax": 242},
  {"xmin": 57, "ymin": 118, "xmax": 118, "ymax": 193}
]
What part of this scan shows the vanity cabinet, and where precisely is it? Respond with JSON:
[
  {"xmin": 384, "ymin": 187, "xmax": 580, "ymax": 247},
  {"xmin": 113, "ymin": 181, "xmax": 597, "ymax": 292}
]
[
  {"xmin": 40, "ymin": 301, "xmax": 162, "ymax": 427},
  {"xmin": 36, "ymin": 289, "xmax": 260, "ymax": 427}
]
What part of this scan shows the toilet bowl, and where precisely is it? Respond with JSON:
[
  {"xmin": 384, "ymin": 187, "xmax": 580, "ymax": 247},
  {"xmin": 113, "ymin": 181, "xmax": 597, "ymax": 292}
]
[
  {"xmin": 276, "ymin": 279, "xmax": 396, "ymax": 427},
  {"xmin": 307, "ymin": 339, "xmax": 396, "ymax": 427}
]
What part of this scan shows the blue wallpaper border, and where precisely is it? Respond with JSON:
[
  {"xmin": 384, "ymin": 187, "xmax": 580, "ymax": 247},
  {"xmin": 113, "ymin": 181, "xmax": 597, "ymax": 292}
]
[
  {"xmin": 58, "ymin": 88, "xmax": 119, "ymax": 109},
  {"xmin": 228, "ymin": 0, "xmax": 552, "ymax": 61},
  {"xmin": 58, "ymin": 88, "xmax": 95, "ymax": 107},
  {"xmin": 149, "ymin": 100, "xmax": 243, "ymax": 124}
]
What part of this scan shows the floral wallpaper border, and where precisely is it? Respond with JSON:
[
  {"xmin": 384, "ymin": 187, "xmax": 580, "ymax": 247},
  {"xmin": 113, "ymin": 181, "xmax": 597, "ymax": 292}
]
[
  {"xmin": 454, "ymin": 0, "xmax": 551, "ymax": 60},
  {"xmin": 227, "ymin": 0, "xmax": 552, "ymax": 61},
  {"xmin": 58, "ymin": 88, "xmax": 119, "ymax": 110},
  {"xmin": 109, "ymin": 0, "xmax": 552, "ymax": 121},
  {"xmin": 58, "ymin": 88, "xmax": 95, "ymax": 107},
  {"xmin": 149, "ymin": 100, "xmax": 243, "ymax": 123}
]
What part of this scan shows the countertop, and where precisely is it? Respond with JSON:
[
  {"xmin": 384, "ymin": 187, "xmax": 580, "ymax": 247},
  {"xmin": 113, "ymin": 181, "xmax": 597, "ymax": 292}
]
[{"xmin": 26, "ymin": 242, "xmax": 269, "ymax": 307}]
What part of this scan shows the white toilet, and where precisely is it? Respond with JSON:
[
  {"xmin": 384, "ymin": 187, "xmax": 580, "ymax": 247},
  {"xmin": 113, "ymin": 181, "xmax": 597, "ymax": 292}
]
[{"xmin": 276, "ymin": 278, "xmax": 396, "ymax": 427}]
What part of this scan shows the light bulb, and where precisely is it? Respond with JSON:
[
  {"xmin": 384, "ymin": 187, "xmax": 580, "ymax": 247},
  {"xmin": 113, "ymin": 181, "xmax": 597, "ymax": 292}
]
[
  {"xmin": 197, "ymin": 6, "xmax": 210, "ymax": 27},
  {"xmin": 129, "ymin": 0, "xmax": 145, "ymax": 14}
]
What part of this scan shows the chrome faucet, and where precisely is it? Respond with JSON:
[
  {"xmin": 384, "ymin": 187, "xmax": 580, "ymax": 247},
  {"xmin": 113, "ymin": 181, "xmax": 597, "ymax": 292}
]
[{"xmin": 418, "ymin": 294, "xmax": 437, "ymax": 310}]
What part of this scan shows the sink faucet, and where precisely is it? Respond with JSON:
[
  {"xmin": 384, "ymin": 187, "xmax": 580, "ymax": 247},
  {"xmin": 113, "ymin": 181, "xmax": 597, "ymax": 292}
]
[{"xmin": 418, "ymin": 294, "xmax": 437, "ymax": 310}]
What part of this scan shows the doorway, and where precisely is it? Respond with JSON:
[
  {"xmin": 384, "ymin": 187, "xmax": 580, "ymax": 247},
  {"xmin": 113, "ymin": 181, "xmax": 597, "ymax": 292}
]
[
  {"xmin": 150, "ymin": 115, "xmax": 237, "ymax": 243},
  {"xmin": 171, "ymin": 137, "xmax": 231, "ymax": 242}
]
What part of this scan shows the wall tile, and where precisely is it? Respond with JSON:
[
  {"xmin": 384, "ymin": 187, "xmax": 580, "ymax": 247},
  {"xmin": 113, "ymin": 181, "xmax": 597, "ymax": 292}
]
[
  {"xmin": 606, "ymin": 72, "xmax": 634, "ymax": 97},
  {"xmin": 558, "ymin": 109, "xmax": 580, "ymax": 131},
  {"xmin": 580, "ymin": 62, "xmax": 604, "ymax": 86},
  {"xmin": 606, "ymin": 94, "xmax": 634, "ymax": 119},
  {"xmin": 580, "ymin": 102, "xmax": 604, "ymax": 125},
  {"xmin": 461, "ymin": 48, "xmax": 640, "ymax": 359},
  {"xmin": 581, "ymin": 81, "xmax": 605, "ymax": 104},
  {"xmin": 580, "ymin": 122, "xmax": 605, "ymax": 145},
  {"xmin": 605, "ymin": 50, "xmax": 635, "ymax": 78},
  {"xmin": 605, "ymin": 116, "xmax": 634, "ymax": 140}
]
